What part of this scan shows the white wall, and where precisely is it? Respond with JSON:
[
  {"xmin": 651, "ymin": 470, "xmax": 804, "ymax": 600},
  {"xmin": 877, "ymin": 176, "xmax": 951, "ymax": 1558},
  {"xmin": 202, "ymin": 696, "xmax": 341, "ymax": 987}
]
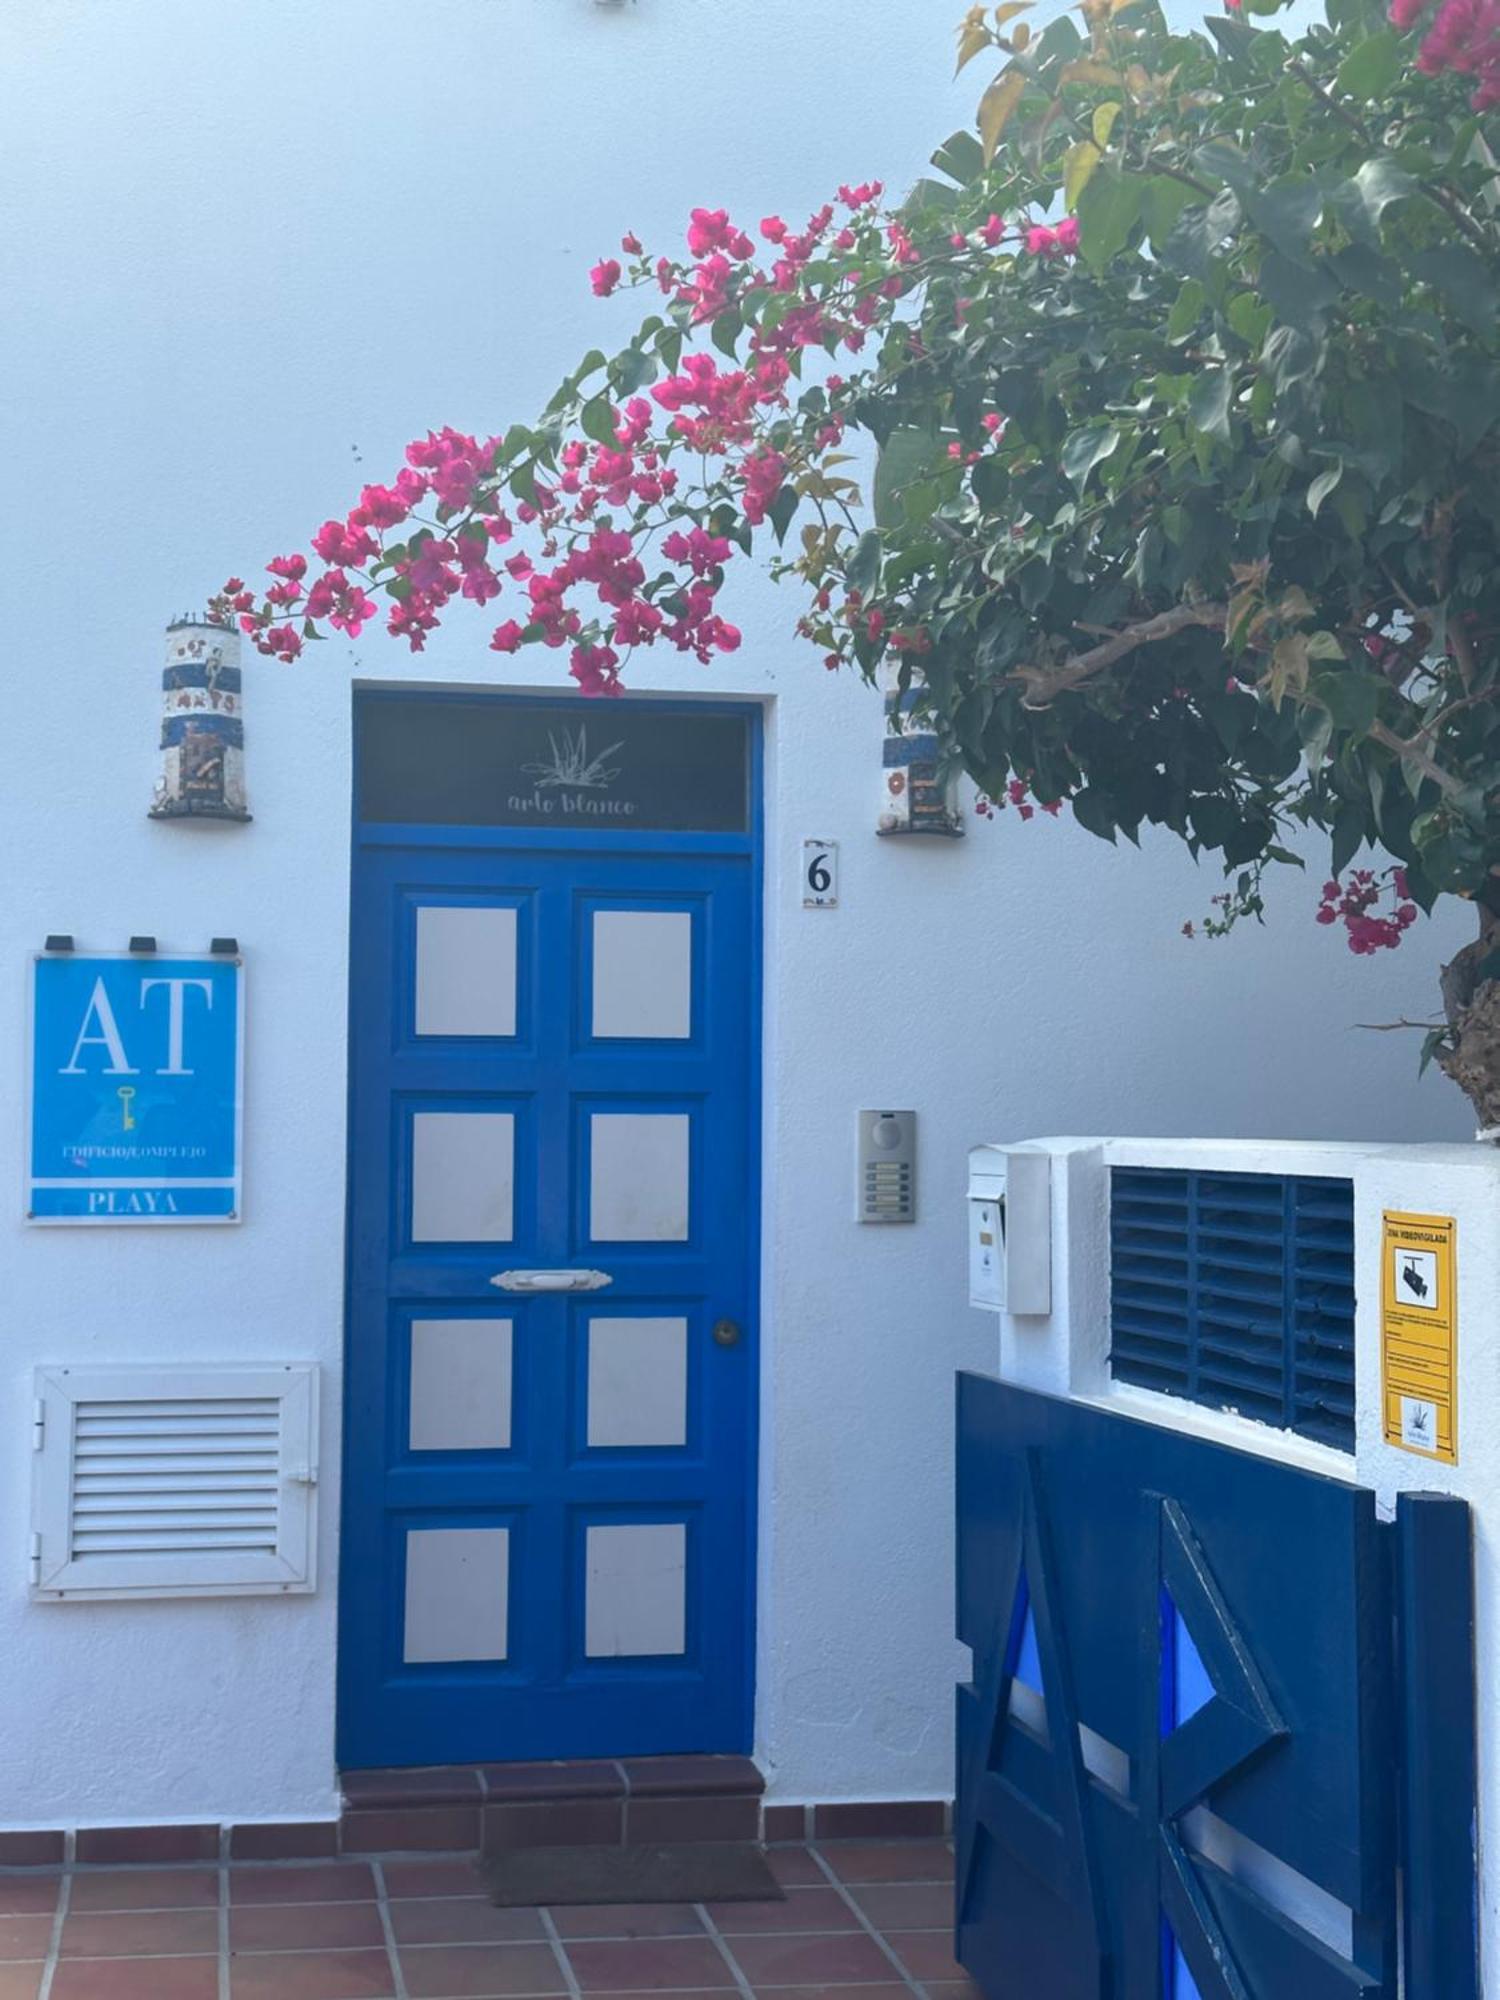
[{"xmin": 0, "ymin": 0, "xmax": 1473, "ymax": 1828}]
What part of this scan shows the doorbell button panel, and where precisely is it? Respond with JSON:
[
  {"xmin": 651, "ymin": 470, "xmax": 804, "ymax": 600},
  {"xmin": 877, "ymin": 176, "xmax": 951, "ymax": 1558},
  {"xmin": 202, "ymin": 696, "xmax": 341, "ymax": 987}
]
[{"xmin": 858, "ymin": 1108, "xmax": 916, "ymax": 1223}]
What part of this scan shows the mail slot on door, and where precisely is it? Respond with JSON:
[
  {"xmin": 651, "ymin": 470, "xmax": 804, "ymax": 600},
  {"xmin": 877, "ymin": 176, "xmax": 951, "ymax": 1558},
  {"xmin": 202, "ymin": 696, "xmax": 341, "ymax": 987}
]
[{"xmin": 968, "ymin": 1144, "xmax": 1050, "ymax": 1314}]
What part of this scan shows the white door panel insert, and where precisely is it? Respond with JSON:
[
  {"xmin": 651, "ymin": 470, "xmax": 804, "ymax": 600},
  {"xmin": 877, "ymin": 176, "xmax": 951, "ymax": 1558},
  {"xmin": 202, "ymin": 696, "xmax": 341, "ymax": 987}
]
[
  {"xmin": 592, "ymin": 910, "xmax": 692, "ymax": 1040},
  {"xmin": 412, "ymin": 1111, "xmax": 515, "ymax": 1243},
  {"xmin": 584, "ymin": 1521, "xmax": 687, "ymax": 1657},
  {"xmin": 587, "ymin": 1317, "xmax": 688, "ymax": 1448},
  {"xmin": 415, "ymin": 905, "xmax": 518, "ymax": 1038},
  {"xmin": 409, "ymin": 1320, "xmax": 513, "ymax": 1452},
  {"xmin": 403, "ymin": 1525, "xmax": 510, "ymax": 1663},
  {"xmin": 589, "ymin": 1113, "xmax": 689, "ymax": 1242}
]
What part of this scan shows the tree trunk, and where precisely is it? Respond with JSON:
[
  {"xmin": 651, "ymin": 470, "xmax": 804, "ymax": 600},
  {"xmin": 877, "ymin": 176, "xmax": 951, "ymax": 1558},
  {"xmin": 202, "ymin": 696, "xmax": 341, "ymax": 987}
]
[{"xmin": 1436, "ymin": 908, "xmax": 1500, "ymax": 1131}]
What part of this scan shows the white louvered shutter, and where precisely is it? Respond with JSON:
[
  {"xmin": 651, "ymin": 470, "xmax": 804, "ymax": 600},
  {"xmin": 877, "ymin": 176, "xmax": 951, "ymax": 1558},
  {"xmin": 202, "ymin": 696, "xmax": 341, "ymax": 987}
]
[{"xmin": 32, "ymin": 1364, "xmax": 318, "ymax": 1599}]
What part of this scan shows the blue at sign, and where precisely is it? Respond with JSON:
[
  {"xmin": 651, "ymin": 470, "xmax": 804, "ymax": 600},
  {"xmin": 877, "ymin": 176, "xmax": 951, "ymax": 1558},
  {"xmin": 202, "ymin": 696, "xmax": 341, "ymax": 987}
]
[{"xmin": 29, "ymin": 954, "xmax": 243, "ymax": 1223}]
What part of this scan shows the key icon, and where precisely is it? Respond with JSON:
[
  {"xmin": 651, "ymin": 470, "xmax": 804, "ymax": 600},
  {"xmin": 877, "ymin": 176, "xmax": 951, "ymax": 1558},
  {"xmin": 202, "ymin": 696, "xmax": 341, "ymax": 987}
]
[{"xmin": 117, "ymin": 1085, "xmax": 136, "ymax": 1132}]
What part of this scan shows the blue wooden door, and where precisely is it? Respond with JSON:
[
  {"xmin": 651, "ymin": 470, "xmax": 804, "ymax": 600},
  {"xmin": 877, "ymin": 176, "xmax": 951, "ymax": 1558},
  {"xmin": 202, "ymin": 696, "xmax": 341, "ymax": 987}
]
[{"xmin": 339, "ymin": 702, "xmax": 759, "ymax": 1768}]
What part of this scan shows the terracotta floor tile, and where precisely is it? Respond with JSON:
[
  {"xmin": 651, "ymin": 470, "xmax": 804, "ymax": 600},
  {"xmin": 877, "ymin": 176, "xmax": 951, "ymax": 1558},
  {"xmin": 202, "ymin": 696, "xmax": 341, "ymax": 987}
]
[
  {"xmin": 0, "ymin": 1880, "xmax": 59, "ymax": 1919},
  {"xmin": 61, "ymin": 1908, "xmax": 220, "ymax": 1957},
  {"xmin": 69, "ymin": 1867, "xmax": 220, "ymax": 1911},
  {"xmin": 400, "ymin": 1941, "xmax": 569, "ymax": 1997},
  {"xmin": 231, "ymin": 1863, "xmax": 376, "ymax": 1905},
  {"xmin": 564, "ymin": 1936, "xmax": 736, "ymax": 1991},
  {"xmin": 847, "ymin": 1882, "xmax": 954, "ymax": 1931},
  {"xmin": 231, "ymin": 1899, "xmax": 387, "ymax": 1951},
  {"xmin": 0, "ymin": 1968, "xmax": 41, "ymax": 2000},
  {"xmin": 576, "ymin": 1993, "xmax": 729, "ymax": 2000},
  {"xmin": 881, "ymin": 1931, "xmax": 967, "ymax": 1982},
  {"xmin": 765, "ymin": 1848, "xmax": 826, "ymax": 1888},
  {"xmin": 921, "ymin": 1982, "xmax": 984, "ymax": 1999},
  {"xmin": 51, "ymin": 1959, "xmax": 220, "ymax": 2000},
  {"xmin": 737, "ymin": 1988, "xmax": 911, "ymax": 2000},
  {"xmin": 816, "ymin": 1843, "xmax": 954, "ymax": 1886},
  {"xmin": 391, "ymin": 1900, "xmax": 547, "ymax": 1945},
  {"xmin": 722, "ymin": 1930, "xmax": 895, "ymax": 1988},
  {"xmin": 380, "ymin": 1857, "xmax": 488, "ymax": 1900},
  {"xmin": 0, "ymin": 1918, "xmax": 51, "ymax": 1964},
  {"xmin": 547, "ymin": 1903, "xmax": 705, "ymax": 1940},
  {"xmin": 229, "ymin": 1948, "xmax": 397, "ymax": 1998},
  {"xmin": 707, "ymin": 1888, "xmax": 856, "ymax": 1935}
]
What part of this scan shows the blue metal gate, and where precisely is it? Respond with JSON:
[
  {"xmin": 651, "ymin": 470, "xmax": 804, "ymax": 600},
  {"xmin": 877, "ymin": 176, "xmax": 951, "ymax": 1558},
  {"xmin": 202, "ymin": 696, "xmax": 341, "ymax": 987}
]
[{"xmin": 955, "ymin": 1374, "xmax": 1477, "ymax": 2000}]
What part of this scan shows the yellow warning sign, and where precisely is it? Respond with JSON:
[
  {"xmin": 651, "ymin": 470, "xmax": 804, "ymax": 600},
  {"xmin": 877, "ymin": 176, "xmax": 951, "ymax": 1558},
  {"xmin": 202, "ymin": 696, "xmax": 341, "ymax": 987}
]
[{"xmin": 1381, "ymin": 1210, "xmax": 1458, "ymax": 1464}]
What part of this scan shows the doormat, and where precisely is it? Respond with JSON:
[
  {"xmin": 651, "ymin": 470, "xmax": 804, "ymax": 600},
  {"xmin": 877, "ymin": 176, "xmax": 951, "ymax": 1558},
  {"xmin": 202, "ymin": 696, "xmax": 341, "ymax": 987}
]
[{"xmin": 484, "ymin": 1841, "xmax": 785, "ymax": 1907}]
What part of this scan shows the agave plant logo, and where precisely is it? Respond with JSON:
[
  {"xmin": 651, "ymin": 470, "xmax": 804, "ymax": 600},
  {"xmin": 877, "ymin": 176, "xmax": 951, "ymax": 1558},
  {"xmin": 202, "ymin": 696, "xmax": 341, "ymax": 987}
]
[{"xmin": 522, "ymin": 727, "xmax": 624, "ymax": 792}]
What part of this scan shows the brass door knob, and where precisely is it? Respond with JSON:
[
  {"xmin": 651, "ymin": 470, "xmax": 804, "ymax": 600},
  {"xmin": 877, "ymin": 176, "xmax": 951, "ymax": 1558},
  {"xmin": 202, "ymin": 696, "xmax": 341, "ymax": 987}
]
[{"xmin": 712, "ymin": 1318, "xmax": 742, "ymax": 1348}]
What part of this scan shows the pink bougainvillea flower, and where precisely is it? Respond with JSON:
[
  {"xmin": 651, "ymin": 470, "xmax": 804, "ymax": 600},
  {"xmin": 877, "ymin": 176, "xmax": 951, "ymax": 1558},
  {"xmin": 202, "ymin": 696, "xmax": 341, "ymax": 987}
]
[{"xmin": 590, "ymin": 258, "xmax": 622, "ymax": 297}]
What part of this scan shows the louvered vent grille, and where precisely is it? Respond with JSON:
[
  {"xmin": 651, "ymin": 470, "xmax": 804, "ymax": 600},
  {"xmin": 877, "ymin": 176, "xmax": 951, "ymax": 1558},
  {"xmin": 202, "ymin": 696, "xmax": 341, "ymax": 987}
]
[
  {"xmin": 1109, "ymin": 1168, "xmax": 1355, "ymax": 1452},
  {"xmin": 70, "ymin": 1396, "xmax": 281, "ymax": 1559}
]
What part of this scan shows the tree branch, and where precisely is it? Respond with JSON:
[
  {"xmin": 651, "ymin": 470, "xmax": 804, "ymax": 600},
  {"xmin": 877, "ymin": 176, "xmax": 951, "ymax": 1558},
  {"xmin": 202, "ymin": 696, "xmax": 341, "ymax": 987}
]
[
  {"xmin": 1012, "ymin": 601, "xmax": 1227, "ymax": 707},
  {"xmin": 1368, "ymin": 718, "xmax": 1465, "ymax": 797}
]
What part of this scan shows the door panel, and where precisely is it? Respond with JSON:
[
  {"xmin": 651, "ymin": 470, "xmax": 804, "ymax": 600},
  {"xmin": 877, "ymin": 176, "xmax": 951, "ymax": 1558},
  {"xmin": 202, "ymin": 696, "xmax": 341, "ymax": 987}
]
[{"xmin": 340, "ymin": 834, "xmax": 758, "ymax": 1768}]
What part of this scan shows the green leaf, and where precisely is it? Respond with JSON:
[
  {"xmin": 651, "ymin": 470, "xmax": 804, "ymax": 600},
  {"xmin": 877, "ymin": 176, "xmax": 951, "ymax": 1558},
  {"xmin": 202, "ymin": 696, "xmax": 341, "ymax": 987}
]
[
  {"xmin": 1310, "ymin": 667, "xmax": 1379, "ymax": 737},
  {"xmin": 1060, "ymin": 424, "xmax": 1121, "ymax": 491},
  {"xmin": 711, "ymin": 312, "xmax": 742, "ymax": 359},
  {"xmin": 1409, "ymin": 245, "xmax": 1498, "ymax": 336},
  {"xmin": 901, "ymin": 177, "xmax": 960, "ymax": 218},
  {"xmin": 1261, "ymin": 323, "xmax": 1322, "ymax": 390},
  {"xmin": 1071, "ymin": 788, "xmax": 1118, "ymax": 842},
  {"xmin": 1299, "ymin": 700, "xmax": 1334, "ymax": 768},
  {"xmin": 874, "ymin": 430, "xmax": 938, "ymax": 530},
  {"xmin": 1329, "ymin": 241, "xmax": 1403, "ymax": 307},
  {"xmin": 1331, "ymin": 801, "xmax": 1366, "ymax": 875},
  {"xmin": 848, "ymin": 529, "xmax": 883, "ymax": 593},
  {"xmin": 580, "ymin": 398, "xmax": 618, "ymax": 447},
  {"xmin": 767, "ymin": 485, "xmax": 799, "ymax": 545},
  {"xmin": 1164, "ymin": 188, "xmax": 1241, "ymax": 279},
  {"xmin": 1245, "ymin": 175, "xmax": 1324, "ymax": 269},
  {"xmin": 1188, "ymin": 367, "xmax": 1232, "ymax": 445},
  {"xmin": 1224, "ymin": 818, "xmax": 1270, "ymax": 866},
  {"xmin": 1142, "ymin": 176, "xmax": 1198, "ymax": 248},
  {"xmin": 1420, "ymin": 1026, "xmax": 1451, "ymax": 1077},
  {"xmin": 1226, "ymin": 291, "xmax": 1273, "ymax": 347},
  {"xmin": 1092, "ymin": 101, "xmax": 1123, "ymax": 148},
  {"xmin": 1167, "ymin": 278, "xmax": 1206, "ymax": 342},
  {"xmin": 1348, "ymin": 156, "xmax": 1420, "ymax": 231},
  {"xmin": 931, "ymin": 129, "xmax": 985, "ymax": 186},
  {"xmin": 1077, "ymin": 167, "xmax": 1143, "ymax": 270},
  {"xmin": 1336, "ymin": 28, "xmax": 1400, "ymax": 99},
  {"xmin": 609, "ymin": 346, "xmax": 656, "ymax": 395},
  {"xmin": 1307, "ymin": 460, "xmax": 1343, "ymax": 518}
]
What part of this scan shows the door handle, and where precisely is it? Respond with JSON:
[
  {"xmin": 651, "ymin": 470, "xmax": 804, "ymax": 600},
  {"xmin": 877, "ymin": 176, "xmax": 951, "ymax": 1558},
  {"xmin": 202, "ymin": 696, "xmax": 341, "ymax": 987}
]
[{"xmin": 489, "ymin": 1269, "xmax": 613, "ymax": 1293}]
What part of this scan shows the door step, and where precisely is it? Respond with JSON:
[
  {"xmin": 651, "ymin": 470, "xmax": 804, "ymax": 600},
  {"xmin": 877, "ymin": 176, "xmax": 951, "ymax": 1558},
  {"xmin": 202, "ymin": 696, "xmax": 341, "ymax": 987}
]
[{"xmin": 340, "ymin": 1756, "xmax": 764, "ymax": 1855}]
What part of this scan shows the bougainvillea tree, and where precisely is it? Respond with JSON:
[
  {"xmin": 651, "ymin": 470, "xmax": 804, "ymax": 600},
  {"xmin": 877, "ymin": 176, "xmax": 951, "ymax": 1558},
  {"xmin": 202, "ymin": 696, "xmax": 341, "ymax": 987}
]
[{"xmin": 221, "ymin": 0, "xmax": 1500, "ymax": 1119}]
